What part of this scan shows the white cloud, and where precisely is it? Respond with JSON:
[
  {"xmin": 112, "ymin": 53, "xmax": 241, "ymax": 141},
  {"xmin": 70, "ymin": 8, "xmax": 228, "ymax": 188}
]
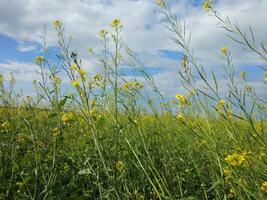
[
  {"xmin": 0, "ymin": 60, "xmax": 39, "ymax": 82},
  {"xmin": 0, "ymin": 0, "xmax": 266, "ymax": 98}
]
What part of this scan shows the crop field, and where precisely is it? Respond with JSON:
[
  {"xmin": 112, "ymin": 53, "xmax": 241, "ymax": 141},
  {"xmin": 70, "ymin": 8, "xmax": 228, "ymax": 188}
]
[{"xmin": 0, "ymin": 0, "xmax": 267, "ymax": 199}]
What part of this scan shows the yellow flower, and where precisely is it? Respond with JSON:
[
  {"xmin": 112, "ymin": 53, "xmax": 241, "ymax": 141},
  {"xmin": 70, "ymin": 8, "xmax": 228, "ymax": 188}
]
[
  {"xmin": 220, "ymin": 47, "xmax": 228, "ymax": 56},
  {"xmin": 70, "ymin": 63, "xmax": 78, "ymax": 70},
  {"xmin": 225, "ymin": 152, "xmax": 246, "ymax": 166},
  {"xmin": 230, "ymin": 188, "xmax": 236, "ymax": 194},
  {"xmin": 261, "ymin": 181, "xmax": 267, "ymax": 193},
  {"xmin": 176, "ymin": 113, "xmax": 185, "ymax": 120},
  {"xmin": 240, "ymin": 71, "xmax": 247, "ymax": 80},
  {"xmin": 170, "ymin": 99, "xmax": 176, "ymax": 104},
  {"xmin": 16, "ymin": 182, "xmax": 24, "ymax": 188},
  {"xmin": 216, "ymin": 99, "xmax": 225, "ymax": 111},
  {"xmin": 202, "ymin": 1, "xmax": 210, "ymax": 12},
  {"xmin": 71, "ymin": 80, "xmax": 79, "ymax": 87},
  {"xmin": 110, "ymin": 19, "xmax": 121, "ymax": 28},
  {"xmin": 78, "ymin": 69, "xmax": 86, "ymax": 76},
  {"xmin": 94, "ymin": 73, "xmax": 103, "ymax": 82},
  {"xmin": 52, "ymin": 128, "xmax": 60, "ymax": 137},
  {"xmin": 121, "ymin": 81, "xmax": 142, "ymax": 91},
  {"xmin": 156, "ymin": 0, "xmax": 164, "ymax": 7},
  {"xmin": 245, "ymin": 85, "xmax": 252, "ymax": 93},
  {"xmin": 90, "ymin": 98, "xmax": 97, "ymax": 107},
  {"xmin": 1, "ymin": 122, "xmax": 10, "ymax": 132},
  {"xmin": 68, "ymin": 92, "xmax": 74, "ymax": 98},
  {"xmin": 0, "ymin": 74, "xmax": 3, "ymax": 83},
  {"xmin": 223, "ymin": 167, "xmax": 231, "ymax": 175},
  {"xmin": 181, "ymin": 56, "xmax": 187, "ymax": 68},
  {"xmin": 35, "ymin": 56, "xmax": 45, "ymax": 62},
  {"xmin": 53, "ymin": 20, "xmax": 62, "ymax": 28},
  {"xmin": 264, "ymin": 71, "xmax": 267, "ymax": 81},
  {"xmin": 88, "ymin": 109, "xmax": 96, "ymax": 115},
  {"xmin": 88, "ymin": 48, "xmax": 94, "ymax": 54},
  {"xmin": 115, "ymin": 160, "xmax": 124, "ymax": 171},
  {"xmin": 99, "ymin": 29, "xmax": 108, "ymax": 37},
  {"xmin": 175, "ymin": 93, "xmax": 191, "ymax": 107},
  {"xmin": 53, "ymin": 76, "xmax": 61, "ymax": 84},
  {"xmin": 133, "ymin": 191, "xmax": 144, "ymax": 199},
  {"xmin": 175, "ymin": 93, "xmax": 185, "ymax": 102},
  {"xmin": 17, "ymin": 134, "xmax": 28, "ymax": 144},
  {"xmin": 61, "ymin": 112, "xmax": 73, "ymax": 124}
]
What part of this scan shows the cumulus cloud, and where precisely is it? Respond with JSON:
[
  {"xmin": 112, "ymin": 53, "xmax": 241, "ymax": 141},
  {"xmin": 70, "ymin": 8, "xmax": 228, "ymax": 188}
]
[
  {"xmin": 0, "ymin": 60, "xmax": 39, "ymax": 81},
  {"xmin": 0, "ymin": 0, "xmax": 266, "ymax": 98}
]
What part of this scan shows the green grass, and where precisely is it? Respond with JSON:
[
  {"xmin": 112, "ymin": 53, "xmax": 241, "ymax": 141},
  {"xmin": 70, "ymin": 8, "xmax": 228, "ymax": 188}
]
[{"xmin": 1, "ymin": 107, "xmax": 266, "ymax": 199}]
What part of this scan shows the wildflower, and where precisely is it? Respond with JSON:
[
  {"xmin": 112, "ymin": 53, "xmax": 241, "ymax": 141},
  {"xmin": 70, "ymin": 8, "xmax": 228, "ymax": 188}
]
[
  {"xmin": 90, "ymin": 98, "xmax": 97, "ymax": 107},
  {"xmin": 1, "ymin": 121, "xmax": 10, "ymax": 130},
  {"xmin": 121, "ymin": 83, "xmax": 130, "ymax": 91},
  {"xmin": 216, "ymin": 99, "xmax": 225, "ymax": 115},
  {"xmin": 245, "ymin": 85, "xmax": 252, "ymax": 93},
  {"xmin": 156, "ymin": 0, "xmax": 164, "ymax": 7},
  {"xmin": 218, "ymin": 99, "xmax": 225, "ymax": 105},
  {"xmin": 78, "ymin": 69, "xmax": 86, "ymax": 76},
  {"xmin": 223, "ymin": 167, "xmax": 231, "ymax": 175},
  {"xmin": 88, "ymin": 48, "xmax": 93, "ymax": 54},
  {"xmin": 63, "ymin": 163, "xmax": 70, "ymax": 172},
  {"xmin": 68, "ymin": 92, "xmax": 74, "ymax": 98},
  {"xmin": 175, "ymin": 93, "xmax": 186, "ymax": 102},
  {"xmin": 259, "ymin": 152, "xmax": 266, "ymax": 160},
  {"xmin": 220, "ymin": 47, "xmax": 228, "ymax": 56},
  {"xmin": 260, "ymin": 181, "xmax": 267, "ymax": 193},
  {"xmin": 0, "ymin": 73, "xmax": 3, "ymax": 83},
  {"xmin": 115, "ymin": 160, "xmax": 124, "ymax": 171},
  {"xmin": 53, "ymin": 20, "xmax": 62, "ymax": 28},
  {"xmin": 186, "ymin": 90, "xmax": 196, "ymax": 98},
  {"xmin": 88, "ymin": 109, "xmax": 97, "ymax": 116},
  {"xmin": 121, "ymin": 81, "xmax": 142, "ymax": 91},
  {"xmin": 199, "ymin": 140, "xmax": 207, "ymax": 145},
  {"xmin": 70, "ymin": 63, "xmax": 78, "ymax": 70},
  {"xmin": 134, "ymin": 191, "xmax": 144, "ymax": 200},
  {"xmin": 99, "ymin": 29, "xmax": 108, "ymax": 38},
  {"xmin": 230, "ymin": 188, "xmax": 236, "ymax": 194},
  {"xmin": 224, "ymin": 176, "xmax": 230, "ymax": 183},
  {"xmin": 170, "ymin": 99, "xmax": 176, "ymax": 104},
  {"xmin": 17, "ymin": 134, "xmax": 28, "ymax": 144},
  {"xmin": 93, "ymin": 73, "xmax": 103, "ymax": 82},
  {"xmin": 71, "ymin": 80, "xmax": 79, "ymax": 87},
  {"xmin": 240, "ymin": 71, "xmax": 247, "ymax": 80},
  {"xmin": 16, "ymin": 182, "xmax": 24, "ymax": 188},
  {"xmin": 181, "ymin": 56, "xmax": 188, "ymax": 69},
  {"xmin": 35, "ymin": 56, "xmax": 45, "ymax": 62},
  {"xmin": 175, "ymin": 93, "xmax": 190, "ymax": 107},
  {"xmin": 52, "ymin": 128, "xmax": 60, "ymax": 137},
  {"xmin": 202, "ymin": 1, "xmax": 210, "ymax": 12},
  {"xmin": 26, "ymin": 96, "xmax": 33, "ymax": 102},
  {"xmin": 176, "ymin": 113, "xmax": 184, "ymax": 120},
  {"xmin": 110, "ymin": 19, "xmax": 121, "ymax": 28},
  {"xmin": 53, "ymin": 76, "xmax": 61, "ymax": 84},
  {"xmin": 225, "ymin": 152, "xmax": 246, "ymax": 166},
  {"xmin": 61, "ymin": 112, "xmax": 73, "ymax": 124},
  {"xmin": 264, "ymin": 71, "xmax": 267, "ymax": 81}
]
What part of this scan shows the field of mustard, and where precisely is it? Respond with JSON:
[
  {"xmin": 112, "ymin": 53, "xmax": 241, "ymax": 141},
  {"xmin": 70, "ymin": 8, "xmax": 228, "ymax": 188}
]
[{"xmin": 0, "ymin": 1, "xmax": 267, "ymax": 199}]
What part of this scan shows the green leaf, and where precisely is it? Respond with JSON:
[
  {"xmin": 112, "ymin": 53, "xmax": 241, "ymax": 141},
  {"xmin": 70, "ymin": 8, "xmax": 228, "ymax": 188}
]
[{"xmin": 58, "ymin": 97, "xmax": 68, "ymax": 109}]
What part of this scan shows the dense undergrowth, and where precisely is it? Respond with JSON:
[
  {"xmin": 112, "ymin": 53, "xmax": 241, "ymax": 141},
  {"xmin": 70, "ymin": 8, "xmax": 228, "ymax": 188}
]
[{"xmin": 0, "ymin": 0, "xmax": 267, "ymax": 199}]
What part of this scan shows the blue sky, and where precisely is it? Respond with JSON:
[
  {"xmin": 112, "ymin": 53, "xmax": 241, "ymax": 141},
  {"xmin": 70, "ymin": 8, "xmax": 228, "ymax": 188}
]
[{"xmin": 0, "ymin": 0, "xmax": 266, "ymax": 97}]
